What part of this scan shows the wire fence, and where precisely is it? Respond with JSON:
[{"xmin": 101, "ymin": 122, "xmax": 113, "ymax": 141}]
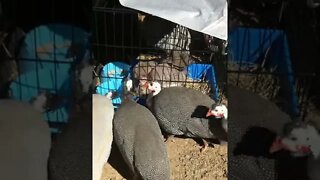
[{"xmin": 92, "ymin": 2, "xmax": 228, "ymax": 106}]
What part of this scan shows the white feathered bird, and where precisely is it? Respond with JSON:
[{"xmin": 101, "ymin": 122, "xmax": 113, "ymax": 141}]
[
  {"xmin": 92, "ymin": 94, "xmax": 115, "ymax": 180},
  {"xmin": 0, "ymin": 99, "xmax": 51, "ymax": 180}
]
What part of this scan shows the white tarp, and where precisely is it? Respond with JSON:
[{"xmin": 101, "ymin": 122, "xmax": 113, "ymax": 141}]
[{"xmin": 119, "ymin": 0, "xmax": 228, "ymax": 41}]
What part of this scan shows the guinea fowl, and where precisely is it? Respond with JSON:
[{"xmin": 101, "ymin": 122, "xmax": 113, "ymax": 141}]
[
  {"xmin": 112, "ymin": 79, "xmax": 170, "ymax": 180},
  {"xmin": 274, "ymin": 121, "xmax": 320, "ymax": 180},
  {"xmin": 280, "ymin": 120, "xmax": 320, "ymax": 158},
  {"xmin": 234, "ymin": 126, "xmax": 312, "ymax": 157},
  {"xmin": 277, "ymin": 120, "xmax": 320, "ymax": 180},
  {"xmin": 228, "ymin": 85, "xmax": 312, "ymax": 180},
  {"xmin": 146, "ymin": 81, "xmax": 228, "ymax": 152},
  {"xmin": 92, "ymin": 94, "xmax": 115, "ymax": 180},
  {"xmin": 279, "ymin": 121, "xmax": 320, "ymax": 180},
  {"xmin": 48, "ymin": 96, "xmax": 92, "ymax": 180}
]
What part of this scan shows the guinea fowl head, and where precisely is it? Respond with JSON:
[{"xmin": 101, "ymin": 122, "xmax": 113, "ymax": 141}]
[
  {"xmin": 270, "ymin": 121, "xmax": 319, "ymax": 157},
  {"xmin": 206, "ymin": 104, "xmax": 228, "ymax": 119},
  {"xmin": 125, "ymin": 79, "xmax": 133, "ymax": 92},
  {"xmin": 269, "ymin": 121, "xmax": 319, "ymax": 157},
  {"xmin": 146, "ymin": 81, "xmax": 162, "ymax": 96}
]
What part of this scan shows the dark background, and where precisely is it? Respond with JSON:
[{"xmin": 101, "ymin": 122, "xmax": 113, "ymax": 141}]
[
  {"xmin": 229, "ymin": 0, "xmax": 320, "ymax": 107},
  {"xmin": 0, "ymin": 0, "xmax": 91, "ymax": 33}
]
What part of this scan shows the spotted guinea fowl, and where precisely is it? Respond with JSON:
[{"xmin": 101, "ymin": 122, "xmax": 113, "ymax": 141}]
[
  {"xmin": 233, "ymin": 122, "xmax": 313, "ymax": 158},
  {"xmin": 112, "ymin": 79, "xmax": 170, "ymax": 180},
  {"xmin": 281, "ymin": 121, "xmax": 320, "ymax": 180},
  {"xmin": 92, "ymin": 94, "xmax": 115, "ymax": 180},
  {"xmin": 146, "ymin": 81, "xmax": 228, "ymax": 152},
  {"xmin": 228, "ymin": 85, "xmax": 312, "ymax": 180},
  {"xmin": 277, "ymin": 120, "xmax": 320, "ymax": 180},
  {"xmin": 48, "ymin": 95, "xmax": 92, "ymax": 180}
]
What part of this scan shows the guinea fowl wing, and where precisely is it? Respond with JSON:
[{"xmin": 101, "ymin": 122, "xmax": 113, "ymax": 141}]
[
  {"xmin": 152, "ymin": 88, "xmax": 191, "ymax": 135},
  {"xmin": 133, "ymin": 115, "xmax": 170, "ymax": 180},
  {"xmin": 185, "ymin": 89, "xmax": 217, "ymax": 138},
  {"xmin": 228, "ymin": 86, "xmax": 293, "ymax": 180},
  {"xmin": 113, "ymin": 100, "xmax": 140, "ymax": 173},
  {"xmin": 185, "ymin": 118, "xmax": 213, "ymax": 138}
]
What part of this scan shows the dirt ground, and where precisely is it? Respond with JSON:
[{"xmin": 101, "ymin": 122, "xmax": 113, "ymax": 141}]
[{"xmin": 101, "ymin": 137, "xmax": 227, "ymax": 180}]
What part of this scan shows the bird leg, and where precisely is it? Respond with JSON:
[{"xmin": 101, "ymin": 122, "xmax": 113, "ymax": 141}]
[
  {"xmin": 164, "ymin": 134, "xmax": 175, "ymax": 143},
  {"xmin": 200, "ymin": 139, "xmax": 209, "ymax": 153}
]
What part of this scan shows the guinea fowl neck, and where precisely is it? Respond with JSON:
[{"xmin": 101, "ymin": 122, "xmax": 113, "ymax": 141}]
[{"xmin": 146, "ymin": 92, "xmax": 154, "ymax": 108}]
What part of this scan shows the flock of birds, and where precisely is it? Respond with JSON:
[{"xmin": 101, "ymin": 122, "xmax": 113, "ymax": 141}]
[
  {"xmin": 93, "ymin": 78, "xmax": 320, "ymax": 180},
  {"xmin": 1, "ymin": 12, "xmax": 320, "ymax": 180},
  {"xmin": 93, "ymin": 78, "xmax": 228, "ymax": 180},
  {"xmin": 1, "ymin": 72, "xmax": 320, "ymax": 180}
]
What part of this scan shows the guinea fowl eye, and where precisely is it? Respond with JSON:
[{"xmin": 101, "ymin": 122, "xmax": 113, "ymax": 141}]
[
  {"xmin": 306, "ymin": 137, "xmax": 310, "ymax": 141},
  {"xmin": 291, "ymin": 137, "xmax": 297, "ymax": 141}
]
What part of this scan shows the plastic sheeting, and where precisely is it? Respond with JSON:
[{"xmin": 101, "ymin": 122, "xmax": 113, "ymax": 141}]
[{"xmin": 119, "ymin": 0, "xmax": 228, "ymax": 40}]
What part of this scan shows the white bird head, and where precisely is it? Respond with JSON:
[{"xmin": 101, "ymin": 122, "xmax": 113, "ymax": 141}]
[
  {"xmin": 206, "ymin": 104, "xmax": 228, "ymax": 119},
  {"xmin": 147, "ymin": 81, "xmax": 162, "ymax": 96},
  {"xmin": 270, "ymin": 121, "xmax": 320, "ymax": 158},
  {"xmin": 125, "ymin": 79, "xmax": 133, "ymax": 92}
]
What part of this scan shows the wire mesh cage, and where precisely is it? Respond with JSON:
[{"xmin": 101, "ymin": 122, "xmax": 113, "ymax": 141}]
[
  {"xmin": 227, "ymin": 26, "xmax": 315, "ymax": 120},
  {"xmin": 0, "ymin": 0, "xmax": 91, "ymax": 134},
  {"xmin": 92, "ymin": 0, "xmax": 228, "ymax": 108}
]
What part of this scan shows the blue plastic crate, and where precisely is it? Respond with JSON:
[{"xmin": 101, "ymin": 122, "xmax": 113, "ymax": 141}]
[
  {"xmin": 228, "ymin": 27, "xmax": 299, "ymax": 116},
  {"xmin": 9, "ymin": 23, "xmax": 90, "ymax": 133}
]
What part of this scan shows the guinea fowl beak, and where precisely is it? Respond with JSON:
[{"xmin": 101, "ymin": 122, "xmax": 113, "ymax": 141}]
[
  {"xmin": 206, "ymin": 109, "xmax": 213, "ymax": 117},
  {"xmin": 144, "ymin": 82, "xmax": 156, "ymax": 93},
  {"xmin": 296, "ymin": 145, "xmax": 311, "ymax": 153},
  {"xmin": 269, "ymin": 137, "xmax": 312, "ymax": 154}
]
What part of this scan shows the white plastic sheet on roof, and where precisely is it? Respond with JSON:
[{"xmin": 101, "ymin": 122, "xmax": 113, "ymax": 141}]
[{"xmin": 119, "ymin": 0, "xmax": 228, "ymax": 41}]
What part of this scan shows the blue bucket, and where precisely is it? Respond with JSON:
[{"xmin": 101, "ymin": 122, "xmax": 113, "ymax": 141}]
[{"xmin": 95, "ymin": 61, "xmax": 131, "ymax": 108}]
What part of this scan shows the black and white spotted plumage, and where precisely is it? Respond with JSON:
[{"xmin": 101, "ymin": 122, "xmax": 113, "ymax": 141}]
[
  {"xmin": 113, "ymin": 97, "xmax": 170, "ymax": 180},
  {"xmin": 147, "ymin": 86, "xmax": 227, "ymax": 142},
  {"xmin": 228, "ymin": 85, "xmax": 310, "ymax": 180}
]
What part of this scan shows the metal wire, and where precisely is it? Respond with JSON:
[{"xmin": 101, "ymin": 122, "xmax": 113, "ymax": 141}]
[
  {"xmin": 92, "ymin": 6, "xmax": 227, "ymax": 104},
  {"xmin": 0, "ymin": 0, "xmax": 90, "ymax": 133}
]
